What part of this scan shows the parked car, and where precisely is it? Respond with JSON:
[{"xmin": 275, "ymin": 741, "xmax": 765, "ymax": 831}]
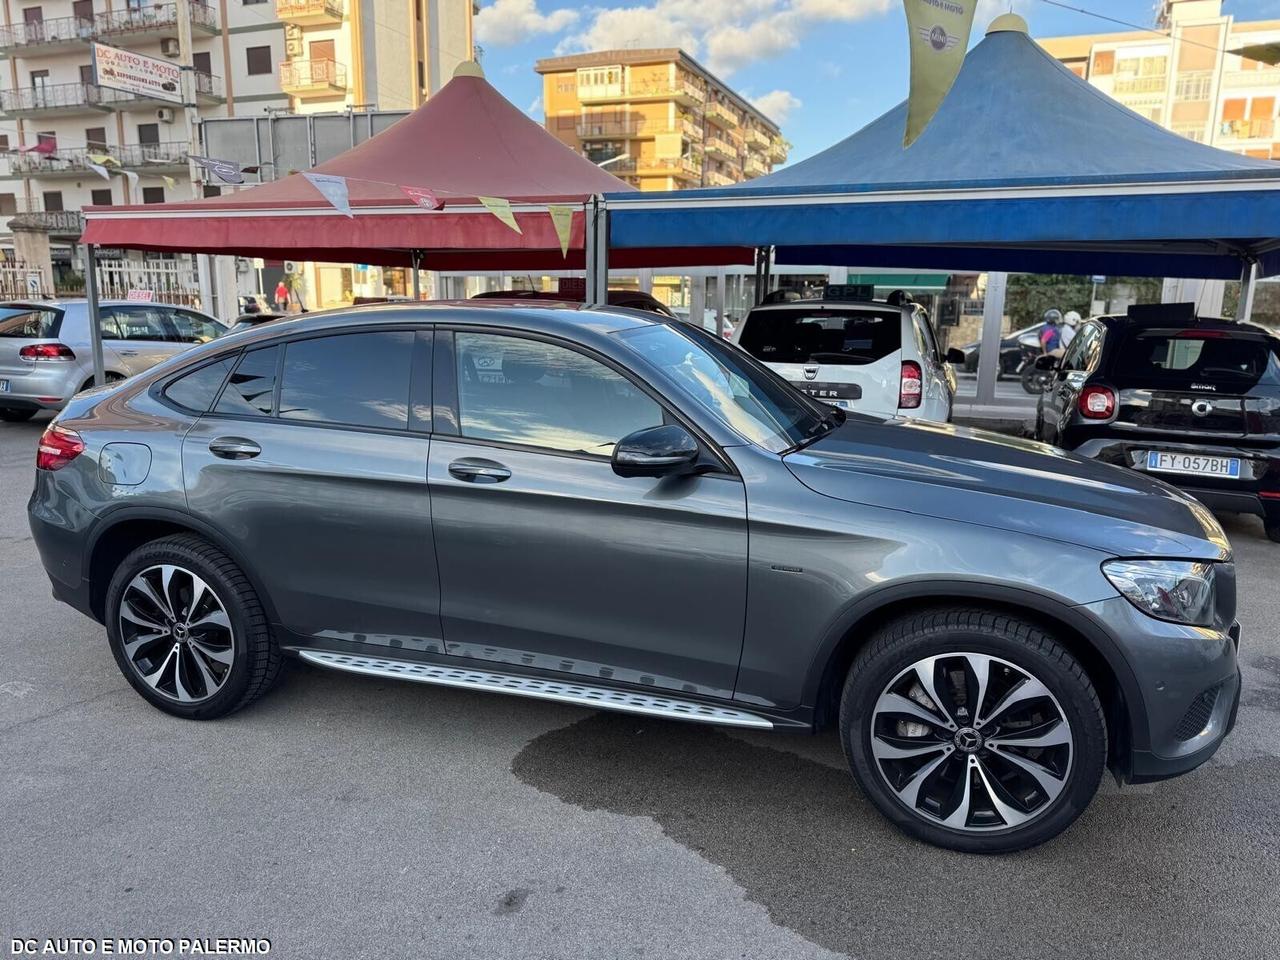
[
  {"xmin": 731, "ymin": 297, "xmax": 960, "ymax": 422},
  {"xmin": 0, "ymin": 299, "xmax": 227, "ymax": 422},
  {"xmin": 238, "ymin": 294, "xmax": 272, "ymax": 315},
  {"xmin": 960, "ymin": 321, "xmax": 1048, "ymax": 376},
  {"xmin": 1035, "ymin": 306, "xmax": 1280, "ymax": 542},
  {"xmin": 228, "ymin": 312, "xmax": 289, "ymax": 334},
  {"xmin": 471, "ymin": 288, "xmax": 675, "ymax": 317},
  {"xmin": 30, "ymin": 302, "xmax": 1240, "ymax": 853}
]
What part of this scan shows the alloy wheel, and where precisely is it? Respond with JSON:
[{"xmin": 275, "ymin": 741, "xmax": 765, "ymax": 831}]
[
  {"xmin": 870, "ymin": 653, "xmax": 1073, "ymax": 832},
  {"xmin": 118, "ymin": 564, "xmax": 235, "ymax": 704}
]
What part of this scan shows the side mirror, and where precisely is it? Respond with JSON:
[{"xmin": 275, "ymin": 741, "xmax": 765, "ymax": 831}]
[
  {"xmin": 945, "ymin": 348, "xmax": 966, "ymax": 365},
  {"xmin": 1034, "ymin": 354, "xmax": 1060, "ymax": 371},
  {"xmin": 612, "ymin": 424, "xmax": 700, "ymax": 479}
]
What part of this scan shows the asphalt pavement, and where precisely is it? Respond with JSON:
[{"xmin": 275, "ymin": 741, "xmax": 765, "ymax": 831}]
[{"xmin": 2, "ymin": 413, "xmax": 1278, "ymax": 960}]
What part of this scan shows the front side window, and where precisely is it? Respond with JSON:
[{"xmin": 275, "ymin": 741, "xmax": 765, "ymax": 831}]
[
  {"xmin": 456, "ymin": 332, "xmax": 662, "ymax": 455},
  {"xmin": 279, "ymin": 331, "xmax": 413, "ymax": 430},
  {"xmin": 215, "ymin": 345, "xmax": 278, "ymax": 417},
  {"xmin": 107, "ymin": 306, "xmax": 173, "ymax": 342},
  {"xmin": 616, "ymin": 322, "xmax": 826, "ymax": 454}
]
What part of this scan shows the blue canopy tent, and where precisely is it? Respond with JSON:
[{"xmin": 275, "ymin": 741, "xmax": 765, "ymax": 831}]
[{"xmin": 597, "ymin": 15, "xmax": 1280, "ymax": 289}]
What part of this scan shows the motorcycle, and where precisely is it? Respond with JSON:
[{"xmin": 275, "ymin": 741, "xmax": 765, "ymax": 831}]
[{"xmin": 1016, "ymin": 334, "xmax": 1055, "ymax": 395}]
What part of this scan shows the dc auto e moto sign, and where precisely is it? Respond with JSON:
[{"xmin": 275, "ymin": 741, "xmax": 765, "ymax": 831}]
[{"xmin": 93, "ymin": 43, "xmax": 182, "ymax": 104}]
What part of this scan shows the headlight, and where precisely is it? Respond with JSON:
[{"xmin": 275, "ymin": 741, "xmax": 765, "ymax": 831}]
[{"xmin": 1102, "ymin": 560, "xmax": 1217, "ymax": 626}]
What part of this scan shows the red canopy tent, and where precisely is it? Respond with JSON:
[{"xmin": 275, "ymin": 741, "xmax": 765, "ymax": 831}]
[{"xmin": 81, "ymin": 61, "xmax": 747, "ymax": 271}]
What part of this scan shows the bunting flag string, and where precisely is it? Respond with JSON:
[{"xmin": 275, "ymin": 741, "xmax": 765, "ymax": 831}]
[
  {"xmin": 547, "ymin": 204, "xmax": 575, "ymax": 258},
  {"xmin": 86, "ymin": 162, "xmax": 111, "ymax": 181},
  {"xmin": 401, "ymin": 185, "xmax": 443, "ymax": 210},
  {"xmin": 478, "ymin": 196, "xmax": 522, "ymax": 234},
  {"xmin": 190, "ymin": 155, "xmax": 244, "ymax": 184},
  {"xmin": 303, "ymin": 172, "xmax": 354, "ymax": 218}
]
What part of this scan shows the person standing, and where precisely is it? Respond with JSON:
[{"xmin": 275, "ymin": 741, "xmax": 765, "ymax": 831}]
[{"xmin": 274, "ymin": 279, "xmax": 291, "ymax": 313}]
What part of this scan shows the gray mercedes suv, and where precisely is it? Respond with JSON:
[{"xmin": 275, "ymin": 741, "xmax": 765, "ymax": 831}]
[{"xmin": 28, "ymin": 302, "xmax": 1241, "ymax": 853}]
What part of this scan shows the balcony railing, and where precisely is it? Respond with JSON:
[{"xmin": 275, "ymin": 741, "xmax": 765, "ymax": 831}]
[
  {"xmin": 0, "ymin": 2, "xmax": 218, "ymax": 49},
  {"xmin": 7, "ymin": 209, "xmax": 85, "ymax": 236},
  {"xmin": 1219, "ymin": 118, "xmax": 1276, "ymax": 141},
  {"xmin": 1, "ymin": 81, "xmax": 131, "ymax": 115},
  {"xmin": 577, "ymin": 78, "xmax": 705, "ymax": 104},
  {"xmin": 1112, "ymin": 75, "xmax": 1167, "ymax": 95},
  {"xmin": 706, "ymin": 102, "xmax": 739, "ymax": 127},
  {"xmin": 743, "ymin": 157, "xmax": 769, "ymax": 178},
  {"xmin": 3, "ymin": 141, "xmax": 187, "ymax": 177},
  {"xmin": 576, "ymin": 118, "xmax": 642, "ymax": 138},
  {"xmin": 276, "ymin": 0, "xmax": 345, "ymax": 23},
  {"xmin": 637, "ymin": 156, "xmax": 700, "ymax": 178},
  {"xmin": 1224, "ymin": 67, "xmax": 1280, "ymax": 88},
  {"xmin": 744, "ymin": 128, "xmax": 771, "ymax": 150},
  {"xmin": 705, "ymin": 136, "xmax": 738, "ymax": 160},
  {"xmin": 280, "ymin": 59, "xmax": 348, "ymax": 94},
  {"xmin": 705, "ymin": 170, "xmax": 736, "ymax": 187},
  {"xmin": 193, "ymin": 71, "xmax": 224, "ymax": 100}
]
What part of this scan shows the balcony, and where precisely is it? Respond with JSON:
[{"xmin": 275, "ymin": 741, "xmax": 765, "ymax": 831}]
[
  {"xmin": 636, "ymin": 156, "xmax": 700, "ymax": 180},
  {"xmin": 744, "ymin": 128, "xmax": 771, "ymax": 150},
  {"xmin": 577, "ymin": 78, "xmax": 705, "ymax": 106},
  {"xmin": 576, "ymin": 118, "xmax": 643, "ymax": 139},
  {"xmin": 276, "ymin": 0, "xmax": 345, "ymax": 24},
  {"xmin": 1224, "ymin": 67, "xmax": 1280, "ymax": 89},
  {"xmin": 769, "ymin": 139, "xmax": 789, "ymax": 164},
  {"xmin": 743, "ymin": 156, "xmax": 769, "ymax": 178},
  {"xmin": 705, "ymin": 170, "xmax": 736, "ymax": 187},
  {"xmin": 0, "ymin": 81, "xmax": 133, "ymax": 118},
  {"xmin": 705, "ymin": 101, "xmax": 738, "ymax": 128},
  {"xmin": 0, "ymin": 144, "xmax": 186, "ymax": 178},
  {"xmin": 1112, "ymin": 75, "xmax": 1167, "ymax": 95},
  {"xmin": 1219, "ymin": 118, "xmax": 1276, "ymax": 141},
  {"xmin": 0, "ymin": 2, "xmax": 220, "ymax": 52},
  {"xmin": 280, "ymin": 59, "xmax": 348, "ymax": 96},
  {"xmin": 704, "ymin": 136, "xmax": 737, "ymax": 162},
  {"xmin": 7, "ymin": 209, "xmax": 85, "ymax": 238}
]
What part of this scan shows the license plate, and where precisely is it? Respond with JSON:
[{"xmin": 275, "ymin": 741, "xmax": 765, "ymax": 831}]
[
  {"xmin": 1145, "ymin": 451, "xmax": 1241, "ymax": 478},
  {"xmin": 0, "ymin": 379, "xmax": 8, "ymax": 392}
]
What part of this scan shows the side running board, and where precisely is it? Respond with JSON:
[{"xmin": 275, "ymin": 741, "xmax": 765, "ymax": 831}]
[{"xmin": 296, "ymin": 649, "xmax": 774, "ymax": 729}]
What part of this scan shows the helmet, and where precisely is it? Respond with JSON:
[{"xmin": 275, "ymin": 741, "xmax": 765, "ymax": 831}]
[
  {"xmin": 1043, "ymin": 309, "xmax": 1063, "ymax": 324},
  {"xmin": 1064, "ymin": 311, "xmax": 1082, "ymax": 327}
]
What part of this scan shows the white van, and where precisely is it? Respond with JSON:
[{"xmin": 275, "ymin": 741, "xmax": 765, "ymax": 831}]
[{"xmin": 731, "ymin": 298, "xmax": 957, "ymax": 423}]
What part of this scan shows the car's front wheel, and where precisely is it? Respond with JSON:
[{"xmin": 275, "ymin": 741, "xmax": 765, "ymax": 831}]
[
  {"xmin": 840, "ymin": 608, "xmax": 1106, "ymax": 853},
  {"xmin": 105, "ymin": 534, "xmax": 282, "ymax": 719}
]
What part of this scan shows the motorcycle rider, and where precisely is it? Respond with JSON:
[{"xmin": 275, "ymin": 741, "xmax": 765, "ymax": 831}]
[
  {"xmin": 1039, "ymin": 309, "xmax": 1065, "ymax": 358},
  {"xmin": 1061, "ymin": 311, "xmax": 1082, "ymax": 349}
]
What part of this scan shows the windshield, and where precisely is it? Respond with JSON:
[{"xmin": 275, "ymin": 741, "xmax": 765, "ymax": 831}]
[
  {"xmin": 615, "ymin": 322, "xmax": 829, "ymax": 453},
  {"xmin": 0, "ymin": 305, "xmax": 62, "ymax": 339},
  {"xmin": 739, "ymin": 308, "xmax": 901, "ymax": 366}
]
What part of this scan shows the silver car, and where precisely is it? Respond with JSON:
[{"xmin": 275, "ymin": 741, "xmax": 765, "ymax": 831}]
[{"xmin": 0, "ymin": 299, "xmax": 227, "ymax": 422}]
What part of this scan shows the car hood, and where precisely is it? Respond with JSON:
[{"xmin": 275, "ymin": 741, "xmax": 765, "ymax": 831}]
[{"xmin": 784, "ymin": 416, "xmax": 1230, "ymax": 558}]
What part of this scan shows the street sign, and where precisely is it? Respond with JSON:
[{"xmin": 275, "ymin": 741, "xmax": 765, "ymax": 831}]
[
  {"xmin": 1091, "ymin": 276, "xmax": 1107, "ymax": 284},
  {"xmin": 92, "ymin": 43, "xmax": 182, "ymax": 105},
  {"xmin": 126, "ymin": 289, "xmax": 154, "ymax": 302},
  {"xmin": 25, "ymin": 272, "xmax": 40, "ymax": 297}
]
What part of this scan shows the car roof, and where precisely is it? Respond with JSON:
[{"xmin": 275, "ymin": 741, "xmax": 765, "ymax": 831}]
[
  {"xmin": 746, "ymin": 299, "xmax": 908, "ymax": 315},
  {"xmin": 1095, "ymin": 314, "xmax": 1276, "ymax": 339}
]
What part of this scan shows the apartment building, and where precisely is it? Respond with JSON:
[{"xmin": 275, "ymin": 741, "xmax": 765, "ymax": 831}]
[
  {"xmin": 1040, "ymin": 0, "xmax": 1280, "ymax": 160},
  {"xmin": 0, "ymin": 0, "xmax": 473, "ymax": 292},
  {"xmin": 534, "ymin": 49, "xmax": 789, "ymax": 193}
]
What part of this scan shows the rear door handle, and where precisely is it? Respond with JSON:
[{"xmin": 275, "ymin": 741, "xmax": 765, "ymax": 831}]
[
  {"xmin": 118, "ymin": 350, "xmax": 139, "ymax": 357},
  {"xmin": 209, "ymin": 437, "xmax": 261, "ymax": 460},
  {"xmin": 448, "ymin": 457, "xmax": 511, "ymax": 483}
]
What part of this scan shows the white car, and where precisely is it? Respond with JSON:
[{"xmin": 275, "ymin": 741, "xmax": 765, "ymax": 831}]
[{"xmin": 731, "ymin": 298, "xmax": 958, "ymax": 423}]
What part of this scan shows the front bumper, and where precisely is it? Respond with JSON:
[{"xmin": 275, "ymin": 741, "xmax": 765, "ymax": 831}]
[{"xmin": 1077, "ymin": 595, "xmax": 1240, "ymax": 783}]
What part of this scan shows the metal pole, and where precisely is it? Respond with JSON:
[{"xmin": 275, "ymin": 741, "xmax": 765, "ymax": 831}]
[
  {"xmin": 584, "ymin": 196, "xmax": 609, "ymax": 306},
  {"xmin": 1236, "ymin": 258, "xmax": 1258, "ymax": 323},
  {"xmin": 975, "ymin": 271, "xmax": 1008, "ymax": 406},
  {"xmin": 753, "ymin": 247, "xmax": 765, "ymax": 306},
  {"xmin": 411, "ymin": 250, "xmax": 422, "ymax": 300},
  {"xmin": 84, "ymin": 244, "xmax": 106, "ymax": 387},
  {"xmin": 761, "ymin": 245, "xmax": 773, "ymax": 298}
]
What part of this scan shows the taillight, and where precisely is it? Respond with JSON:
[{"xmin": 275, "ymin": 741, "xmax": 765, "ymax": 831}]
[
  {"xmin": 36, "ymin": 424, "xmax": 85, "ymax": 471},
  {"xmin": 1078, "ymin": 385, "xmax": 1116, "ymax": 420},
  {"xmin": 899, "ymin": 360, "xmax": 923, "ymax": 409},
  {"xmin": 20, "ymin": 342, "xmax": 76, "ymax": 361}
]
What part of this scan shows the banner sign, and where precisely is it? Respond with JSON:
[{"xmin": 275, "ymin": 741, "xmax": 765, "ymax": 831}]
[
  {"xmin": 902, "ymin": 0, "xmax": 977, "ymax": 147},
  {"xmin": 93, "ymin": 42, "xmax": 181, "ymax": 104},
  {"xmin": 191, "ymin": 155, "xmax": 244, "ymax": 184},
  {"xmin": 401, "ymin": 186, "xmax": 443, "ymax": 210},
  {"xmin": 303, "ymin": 172, "xmax": 354, "ymax": 218}
]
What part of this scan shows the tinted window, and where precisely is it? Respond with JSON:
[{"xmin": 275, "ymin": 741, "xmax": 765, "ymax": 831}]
[
  {"xmin": 739, "ymin": 309, "xmax": 901, "ymax": 365},
  {"xmin": 164, "ymin": 358, "xmax": 233, "ymax": 413},
  {"xmin": 215, "ymin": 346, "xmax": 279, "ymax": 417},
  {"xmin": 169, "ymin": 309, "xmax": 225, "ymax": 344},
  {"xmin": 0, "ymin": 306, "xmax": 62, "ymax": 338},
  {"xmin": 279, "ymin": 331, "xmax": 413, "ymax": 430},
  {"xmin": 108, "ymin": 306, "xmax": 172, "ymax": 342},
  {"xmin": 1114, "ymin": 330, "xmax": 1274, "ymax": 386},
  {"xmin": 456, "ymin": 333, "xmax": 662, "ymax": 455}
]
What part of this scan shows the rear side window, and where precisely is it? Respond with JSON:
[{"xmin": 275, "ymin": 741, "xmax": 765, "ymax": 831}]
[
  {"xmin": 279, "ymin": 331, "xmax": 413, "ymax": 430},
  {"xmin": 1115, "ymin": 331, "xmax": 1275, "ymax": 387},
  {"xmin": 215, "ymin": 345, "xmax": 279, "ymax": 417},
  {"xmin": 108, "ymin": 306, "xmax": 174, "ymax": 343},
  {"xmin": 739, "ymin": 309, "xmax": 901, "ymax": 365},
  {"xmin": 163, "ymin": 358, "xmax": 234, "ymax": 413},
  {"xmin": 0, "ymin": 307, "xmax": 62, "ymax": 338}
]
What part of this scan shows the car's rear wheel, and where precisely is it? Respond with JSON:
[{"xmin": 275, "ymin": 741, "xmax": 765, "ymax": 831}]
[
  {"xmin": 0, "ymin": 409, "xmax": 36, "ymax": 422},
  {"xmin": 1265, "ymin": 522, "xmax": 1280, "ymax": 544},
  {"xmin": 840, "ymin": 608, "xmax": 1106, "ymax": 854},
  {"xmin": 105, "ymin": 534, "xmax": 282, "ymax": 719}
]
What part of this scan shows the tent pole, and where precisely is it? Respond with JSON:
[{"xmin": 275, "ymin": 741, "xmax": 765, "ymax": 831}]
[
  {"xmin": 585, "ymin": 196, "xmax": 609, "ymax": 306},
  {"xmin": 753, "ymin": 248, "xmax": 765, "ymax": 306},
  {"xmin": 975, "ymin": 271, "xmax": 1007, "ymax": 406},
  {"xmin": 1236, "ymin": 257, "xmax": 1258, "ymax": 322},
  {"xmin": 761, "ymin": 245, "xmax": 774, "ymax": 298},
  {"xmin": 411, "ymin": 250, "xmax": 422, "ymax": 300},
  {"xmin": 84, "ymin": 244, "xmax": 106, "ymax": 388}
]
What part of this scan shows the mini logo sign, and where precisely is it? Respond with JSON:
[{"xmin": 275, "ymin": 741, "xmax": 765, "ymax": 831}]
[
  {"xmin": 803, "ymin": 364, "xmax": 820, "ymax": 381},
  {"xmin": 919, "ymin": 25, "xmax": 961, "ymax": 53},
  {"xmin": 1191, "ymin": 400, "xmax": 1215, "ymax": 418}
]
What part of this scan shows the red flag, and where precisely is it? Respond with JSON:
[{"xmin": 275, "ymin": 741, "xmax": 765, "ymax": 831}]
[
  {"xmin": 21, "ymin": 140, "xmax": 56, "ymax": 155},
  {"xmin": 401, "ymin": 185, "xmax": 443, "ymax": 210}
]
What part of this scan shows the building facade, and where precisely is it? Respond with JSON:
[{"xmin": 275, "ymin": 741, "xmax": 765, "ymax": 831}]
[
  {"xmin": 534, "ymin": 49, "xmax": 788, "ymax": 192},
  {"xmin": 0, "ymin": 0, "xmax": 473, "ymax": 295},
  {"xmin": 1039, "ymin": 0, "xmax": 1280, "ymax": 160}
]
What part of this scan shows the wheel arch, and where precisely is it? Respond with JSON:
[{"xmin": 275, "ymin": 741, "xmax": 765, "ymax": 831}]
[
  {"xmin": 85, "ymin": 507, "xmax": 279, "ymax": 627},
  {"xmin": 804, "ymin": 581, "xmax": 1148, "ymax": 774}
]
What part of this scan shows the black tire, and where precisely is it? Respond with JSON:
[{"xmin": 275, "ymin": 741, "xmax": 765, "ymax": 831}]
[
  {"xmin": 839, "ymin": 607, "xmax": 1106, "ymax": 854},
  {"xmin": 105, "ymin": 534, "xmax": 282, "ymax": 719},
  {"xmin": 1266, "ymin": 523, "xmax": 1280, "ymax": 544},
  {"xmin": 0, "ymin": 408, "xmax": 36, "ymax": 422},
  {"xmin": 80, "ymin": 372, "xmax": 125, "ymax": 393}
]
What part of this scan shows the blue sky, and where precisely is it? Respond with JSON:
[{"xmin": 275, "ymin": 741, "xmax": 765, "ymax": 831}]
[{"xmin": 473, "ymin": 0, "xmax": 1276, "ymax": 163}]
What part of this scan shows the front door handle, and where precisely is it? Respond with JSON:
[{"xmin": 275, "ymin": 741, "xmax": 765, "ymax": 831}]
[
  {"xmin": 448, "ymin": 457, "xmax": 511, "ymax": 483},
  {"xmin": 209, "ymin": 437, "xmax": 261, "ymax": 460},
  {"xmin": 118, "ymin": 349, "xmax": 139, "ymax": 357}
]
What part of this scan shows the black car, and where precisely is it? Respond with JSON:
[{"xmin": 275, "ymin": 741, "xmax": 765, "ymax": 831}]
[{"xmin": 1035, "ymin": 306, "xmax": 1280, "ymax": 542}]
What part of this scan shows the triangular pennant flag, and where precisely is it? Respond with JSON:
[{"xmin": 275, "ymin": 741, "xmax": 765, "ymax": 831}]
[
  {"xmin": 87, "ymin": 152, "xmax": 119, "ymax": 167},
  {"xmin": 190, "ymin": 154, "xmax": 244, "ymax": 184},
  {"xmin": 547, "ymin": 204, "xmax": 575, "ymax": 258},
  {"xmin": 401, "ymin": 185, "xmax": 443, "ymax": 210},
  {"xmin": 303, "ymin": 172, "xmax": 353, "ymax": 218},
  {"xmin": 120, "ymin": 169, "xmax": 139, "ymax": 192},
  {"xmin": 86, "ymin": 162, "xmax": 111, "ymax": 181},
  {"xmin": 162, "ymin": 175, "xmax": 177, "ymax": 190},
  {"xmin": 478, "ymin": 196, "xmax": 521, "ymax": 234},
  {"xmin": 902, "ymin": 0, "xmax": 977, "ymax": 147}
]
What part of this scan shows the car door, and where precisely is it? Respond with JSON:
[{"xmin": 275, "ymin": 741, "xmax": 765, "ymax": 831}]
[
  {"xmin": 181, "ymin": 327, "xmax": 443, "ymax": 652},
  {"xmin": 1044, "ymin": 323, "xmax": 1098, "ymax": 444},
  {"xmin": 427, "ymin": 327, "xmax": 749, "ymax": 699},
  {"xmin": 104, "ymin": 304, "xmax": 177, "ymax": 376}
]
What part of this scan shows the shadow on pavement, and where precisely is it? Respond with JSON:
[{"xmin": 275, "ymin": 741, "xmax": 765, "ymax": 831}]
[{"xmin": 513, "ymin": 711, "xmax": 1280, "ymax": 960}]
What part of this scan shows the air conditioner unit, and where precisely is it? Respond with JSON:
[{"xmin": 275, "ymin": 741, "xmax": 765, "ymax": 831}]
[
  {"xmin": 285, "ymin": 39, "xmax": 303, "ymax": 57},
  {"xmin": 159, "ymin": 37, "xmax": 180, "ymax": 58},
  {"xmin": 156, "ymin": 107, "xmax": 175, "ymax": 123}
]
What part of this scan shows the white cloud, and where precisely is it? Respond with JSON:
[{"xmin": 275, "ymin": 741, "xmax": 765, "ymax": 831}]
[
  {"xmin": 749, "ymin": 89, "xmax": 802, "ymax": 124},
  {"xmin": 474, "ymin": 0, "xmax": 579, "ymax": 48},
  {"xmin": 560, "ymin": 0, "xmax": 894, "ymax": 75},
  {"xmin": 526, "ymin": 94, "xmax": 544, "ymax": 116}
]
